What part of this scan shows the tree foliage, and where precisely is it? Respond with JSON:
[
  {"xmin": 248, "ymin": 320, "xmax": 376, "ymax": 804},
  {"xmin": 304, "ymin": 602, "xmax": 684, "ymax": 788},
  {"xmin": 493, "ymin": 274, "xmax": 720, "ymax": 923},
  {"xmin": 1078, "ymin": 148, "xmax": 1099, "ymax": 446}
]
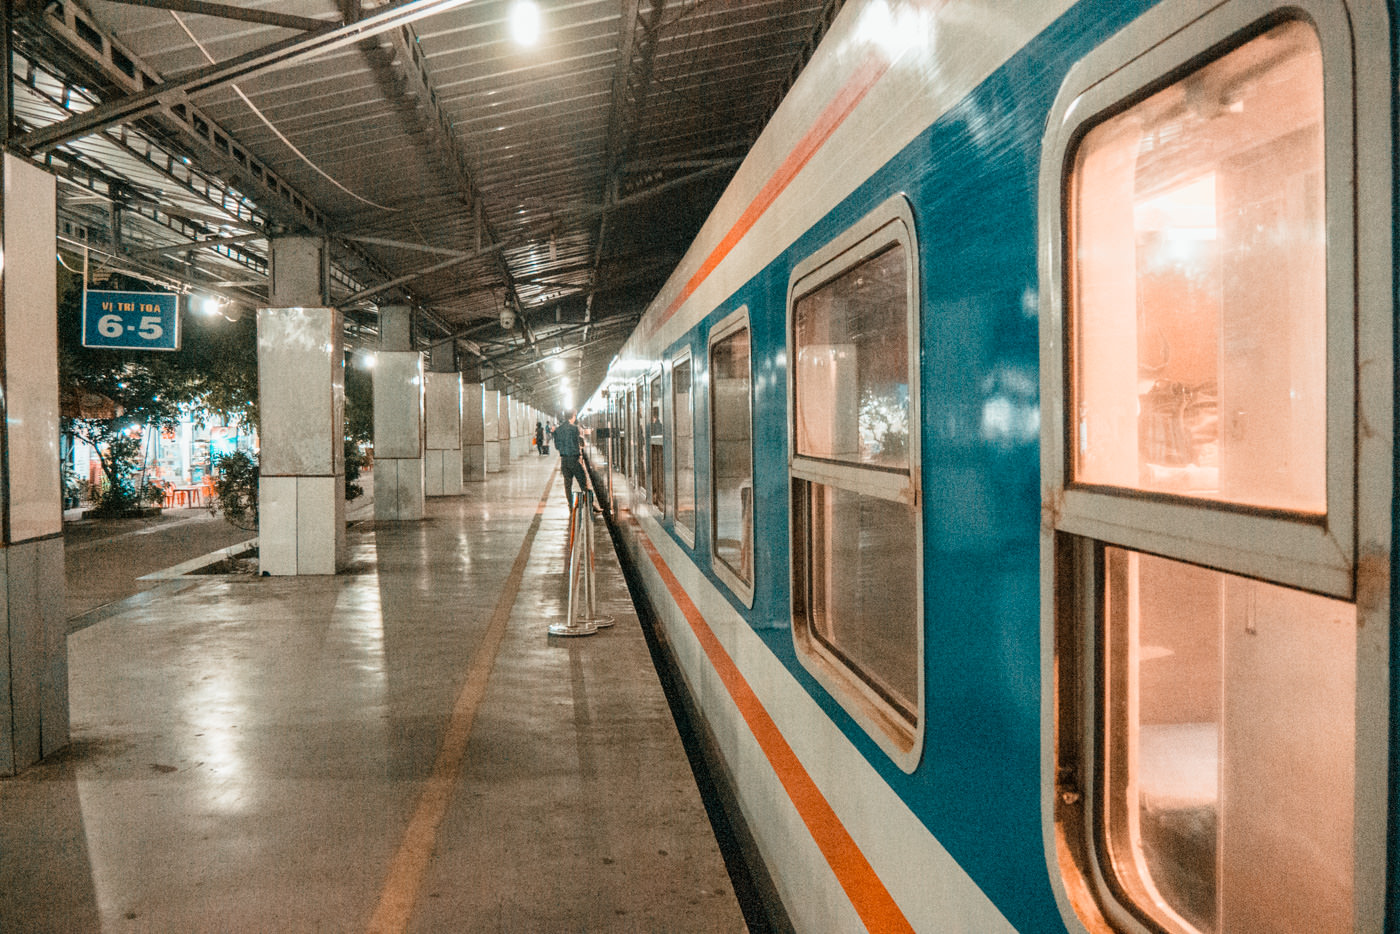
[
  {"xmin": 59, "ymin": 261, "xmax": 258, "ymax": 514},
  {"xmin": 209, "ymin": 449, "xmax": 258, "ymax": 530}
]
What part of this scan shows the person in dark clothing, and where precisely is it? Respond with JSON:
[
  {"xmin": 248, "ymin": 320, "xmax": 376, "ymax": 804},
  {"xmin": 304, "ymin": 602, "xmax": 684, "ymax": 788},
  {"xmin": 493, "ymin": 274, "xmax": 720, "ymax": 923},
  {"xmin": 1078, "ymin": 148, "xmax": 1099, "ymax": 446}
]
[
  {"xmin": 535, "ymin": 421, "xmax": 546, "ymax": 455},
  {"xmin": 553, "ymin": 411, "xmax": 589, "ymax": 509}
]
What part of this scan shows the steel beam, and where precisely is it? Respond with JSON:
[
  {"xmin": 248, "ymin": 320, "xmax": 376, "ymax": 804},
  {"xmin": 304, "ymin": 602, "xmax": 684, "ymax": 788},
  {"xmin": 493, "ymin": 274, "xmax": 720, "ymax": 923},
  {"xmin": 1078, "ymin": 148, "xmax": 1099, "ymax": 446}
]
[
  {"xmin": 126, "ymin": 231, "xmax": 265, "ymax": 259},
  {"xmin": 12, "ymin": 0, "xmax": 475, "ymax": 154},
  {"xmin": 376, "ymin": 24, "xmax": 533, "ymax": 347},
  {"xmin": 338, "ymin": 234, "xmax": 474, "ymax": 258},
  {"xmin": 92, "ymin": 0, "xmax": 332, "ymax": 32},
  {"xmin": 337, "ymin": 243, "xmax": 505, "ymax": 307}
]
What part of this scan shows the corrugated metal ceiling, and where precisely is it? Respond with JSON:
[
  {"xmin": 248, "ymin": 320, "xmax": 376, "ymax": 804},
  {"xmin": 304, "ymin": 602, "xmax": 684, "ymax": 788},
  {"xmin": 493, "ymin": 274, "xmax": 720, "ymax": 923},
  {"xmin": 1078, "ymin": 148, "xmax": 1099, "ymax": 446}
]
[{"xmin": 9, "ymin": 0, "xmax": 840, "ymax": 410}]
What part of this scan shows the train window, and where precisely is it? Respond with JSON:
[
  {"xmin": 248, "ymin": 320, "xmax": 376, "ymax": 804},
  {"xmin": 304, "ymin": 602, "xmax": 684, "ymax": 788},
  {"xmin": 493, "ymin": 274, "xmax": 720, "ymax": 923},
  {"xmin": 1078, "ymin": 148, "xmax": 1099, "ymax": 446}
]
[
  {"xmin": 649, "ymin": 373, "xmax": 665, "ymax": 514},
  {"xmin": 787, "ymin": 195, "xmax": 923, "ymax": 771},
  {"xmin": 708, "ymin": 310, "xmax": 754, "ymax": 604},
  {"xmin": 1040, "ymin": 3, "xmax": 1391, "ymax": 934},
  {"xmin": 672, "ymin": 353, "xmax": 696, "ymax": 542},
  {"xmin": 631, "ymin": 384, "xmax": 642, "ymax": 485},
  {"xmin": 1098, "ymin": 547, "xmax": 1355, "ymax": 934},
  {"xmin": 1071, "ymin": 23, "xmax": 1325, "ymax": 513}
]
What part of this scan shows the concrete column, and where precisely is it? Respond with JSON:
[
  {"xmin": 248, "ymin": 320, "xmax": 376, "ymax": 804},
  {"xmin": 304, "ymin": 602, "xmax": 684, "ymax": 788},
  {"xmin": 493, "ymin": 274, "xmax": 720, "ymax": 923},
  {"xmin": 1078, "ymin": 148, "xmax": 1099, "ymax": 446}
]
[
  {"xmin": 498, "ymin": 393, "xmax": 513, "ymax": 465},
  {"xmin": 462, "ymin": 382, "xmax": 486, "ymax": 481},
  {"xmin": 512, "ymin": 399, "xmax": 527, "ymax": 458},
  {"xmin": 483, "ymin": 389, "xmax": 501, "ymax": 472},
  {"xmin": 0, "ymin": 156, "xmax": 68, "ymax": 774},
  {"xmin": 424, "ymin": 371, "xmax": 463, "ymax": 496},
  {"xmin": 374, "ymin": 306, "xmax": 425, "ymax": 519},
  {"xmin": 258, "ymin": 235, "xmax": 347, "ymax": 577}
]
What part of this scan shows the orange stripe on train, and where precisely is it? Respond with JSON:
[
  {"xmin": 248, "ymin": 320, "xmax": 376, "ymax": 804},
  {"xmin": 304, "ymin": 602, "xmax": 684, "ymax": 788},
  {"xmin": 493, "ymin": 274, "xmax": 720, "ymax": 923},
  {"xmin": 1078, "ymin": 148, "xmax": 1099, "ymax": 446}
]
[
  {"xmin": 633, "ymin": 527, "xmax": 915, "ymax": 934},
  {"xmin": 646, "ymin": 52, "xmax": 890, "ymax": 339}
]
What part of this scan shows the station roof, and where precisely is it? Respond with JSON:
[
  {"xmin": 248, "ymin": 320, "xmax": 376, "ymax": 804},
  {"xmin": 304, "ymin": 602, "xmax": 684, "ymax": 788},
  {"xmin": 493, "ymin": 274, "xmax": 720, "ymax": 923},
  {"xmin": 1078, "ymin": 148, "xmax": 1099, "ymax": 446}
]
[{"xmin": 9, "ymin": 0, "xmax": 840, "ymax": 411}]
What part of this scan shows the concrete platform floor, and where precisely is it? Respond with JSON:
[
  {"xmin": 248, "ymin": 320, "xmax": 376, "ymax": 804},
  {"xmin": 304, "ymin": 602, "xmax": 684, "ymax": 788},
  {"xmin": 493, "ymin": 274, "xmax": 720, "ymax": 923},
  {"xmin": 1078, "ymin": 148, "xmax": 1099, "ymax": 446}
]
[{"xmin": 2, "ymin": 457, "xmax": 746, "ymax": 933}]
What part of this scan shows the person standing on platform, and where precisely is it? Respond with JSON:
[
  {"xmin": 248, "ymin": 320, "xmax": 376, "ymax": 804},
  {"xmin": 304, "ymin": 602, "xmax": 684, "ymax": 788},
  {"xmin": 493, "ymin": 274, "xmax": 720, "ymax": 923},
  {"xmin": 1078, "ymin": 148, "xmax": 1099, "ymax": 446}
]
[
  {"xmin": 535, "ymin": 421, "xmax": 546, "ymax": 456},
  {"xmin": 553, "ymin": 411, "xmax": 589, "ymax": 510}
]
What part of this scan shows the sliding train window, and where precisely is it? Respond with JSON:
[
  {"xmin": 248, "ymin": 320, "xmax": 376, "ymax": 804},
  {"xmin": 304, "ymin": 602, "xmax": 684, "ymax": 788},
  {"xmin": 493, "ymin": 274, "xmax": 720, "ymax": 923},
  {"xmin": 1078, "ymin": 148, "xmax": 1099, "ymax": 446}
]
[
  {"xmin": 672, "ymin": 351, "xmax": 696, "ymax": 543},
  {"xmin": 1039, "ymin": 2, "xmax": 1391, "ymax": 933},
  {"xmin": 709, "ymin": 309, "xmax": 754, "ymax": 605},
  {"xmin": 787, "ymin": 195, "xmax": 923, "ymax": 771},
  {"xmin": 648, "ymin": 371, "xmax": 666, "ymax": 514},
  {"xmin": 631, "ymin": 382, "xmax": 643, "ymax": 486}
]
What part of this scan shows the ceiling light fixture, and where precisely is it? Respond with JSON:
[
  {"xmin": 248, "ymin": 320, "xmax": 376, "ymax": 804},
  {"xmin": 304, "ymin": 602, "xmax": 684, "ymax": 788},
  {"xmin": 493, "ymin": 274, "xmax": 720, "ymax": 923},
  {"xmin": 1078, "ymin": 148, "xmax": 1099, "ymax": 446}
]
[{"xmin": 509, "ymin": 0, "xmax": 541, "ymax": 46}]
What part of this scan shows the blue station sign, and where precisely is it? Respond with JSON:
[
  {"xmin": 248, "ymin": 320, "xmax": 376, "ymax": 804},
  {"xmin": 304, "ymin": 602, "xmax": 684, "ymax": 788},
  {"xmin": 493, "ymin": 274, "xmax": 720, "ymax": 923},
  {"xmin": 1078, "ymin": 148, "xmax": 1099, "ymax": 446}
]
[{"xmin": 82, "ymin": 290, "xmax": 181, "ymax": 351}]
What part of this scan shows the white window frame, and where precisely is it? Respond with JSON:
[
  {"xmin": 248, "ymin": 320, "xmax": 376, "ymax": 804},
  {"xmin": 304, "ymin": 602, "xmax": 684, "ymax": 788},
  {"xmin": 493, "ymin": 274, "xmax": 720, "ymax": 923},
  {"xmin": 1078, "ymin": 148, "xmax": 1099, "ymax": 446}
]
[
  {"xmin": 646, "ymin": 367, "xmax": 666, "ymax": 517},
  {"xmin": 1037, "ymin": 1, "xmax": 1393, "ymax": 932},
  {"xmin": 671, "ymin": 348, "xmax": 696, "ymax": 546},
  {"xmin": 630, "ymin": 380, "xmax": 642, "ymax": 485},
  {"xmin": 786, "ymin": 193, "xmax": 925, "ymax": 772},
  {"xmin": 708, "ymin": 306, "xmax": 755, "ymax": 607}
]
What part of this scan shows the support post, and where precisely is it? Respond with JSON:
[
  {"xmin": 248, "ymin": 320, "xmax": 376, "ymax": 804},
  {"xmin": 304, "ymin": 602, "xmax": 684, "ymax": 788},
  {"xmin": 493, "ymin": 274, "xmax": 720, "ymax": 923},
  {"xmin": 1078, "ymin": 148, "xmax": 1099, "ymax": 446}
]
[
  {"xmin": 0, "ymin": 156, "xmax": 68, "ymax": 774},
  {"xmin": 257, "ymin": 234, "xmax": 346, "ymax": 575},
  {"xmin": 497, "ymin": 392, "xmax": 513, "ymax": 466},
  {"xmin": 424, "ymin": 343, "xmax": 463, "ymax": 496},
  {"xmin": 483, "ymin": 388, "xmax": 501, "ymax": 472},
  {"xmin": 462, "ymin": 382, "xmax": 486, "ymax": 481},
  {"xmin": 373, "ymin": 305, "xmax": 425, "ymax": 518}
]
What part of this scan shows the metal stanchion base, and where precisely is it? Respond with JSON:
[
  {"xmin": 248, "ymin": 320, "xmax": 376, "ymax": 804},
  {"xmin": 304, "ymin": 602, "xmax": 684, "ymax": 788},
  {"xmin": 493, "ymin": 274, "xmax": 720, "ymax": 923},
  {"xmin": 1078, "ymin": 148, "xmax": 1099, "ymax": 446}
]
[
  {"xmin": 578, "ymin": 615, "xmax": 614, "ymax": 629},
  {"xmin": 548, "ymin": 618, "xmax": 599, "ymax": 637}
]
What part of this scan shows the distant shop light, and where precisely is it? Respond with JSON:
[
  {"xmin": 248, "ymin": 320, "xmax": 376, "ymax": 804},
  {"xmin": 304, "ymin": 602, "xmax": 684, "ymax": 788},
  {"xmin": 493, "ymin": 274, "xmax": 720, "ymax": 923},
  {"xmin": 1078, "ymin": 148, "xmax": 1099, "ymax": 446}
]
[
  {"xmin": 509, "ymin": 0, "xmax": 541, "ymax": 46},
  {"xmin": 357, "ymin": 350, "xmax": 377, "ymax": 369}
]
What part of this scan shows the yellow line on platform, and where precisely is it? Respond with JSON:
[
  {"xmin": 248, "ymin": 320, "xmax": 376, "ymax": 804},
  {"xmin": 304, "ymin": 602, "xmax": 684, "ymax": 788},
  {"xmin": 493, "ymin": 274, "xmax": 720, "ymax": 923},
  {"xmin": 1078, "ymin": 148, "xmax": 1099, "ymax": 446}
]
[{"xmin": 366, "ymin": 470, "xmax": 557, "ymax": 934}]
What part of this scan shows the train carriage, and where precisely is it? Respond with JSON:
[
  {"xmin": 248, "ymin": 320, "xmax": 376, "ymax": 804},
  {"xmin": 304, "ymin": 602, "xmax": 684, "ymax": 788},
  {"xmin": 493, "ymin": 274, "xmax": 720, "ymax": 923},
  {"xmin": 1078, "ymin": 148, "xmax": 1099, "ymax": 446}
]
[{"xmin": 586, "ymin": 0, "xmax": 1395, "ymax": 931}]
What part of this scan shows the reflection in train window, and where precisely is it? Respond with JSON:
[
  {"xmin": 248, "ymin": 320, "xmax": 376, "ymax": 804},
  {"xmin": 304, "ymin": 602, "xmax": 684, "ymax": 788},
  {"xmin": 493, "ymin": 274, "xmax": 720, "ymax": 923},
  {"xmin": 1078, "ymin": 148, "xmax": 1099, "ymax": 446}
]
[
  {"xmin": 631, "ymin": 384, "xmax": 643, "ymax": 485},
  {"xmin": 649, "ymin": 373, "xmax": 665, "ymax": 513},
  {"xmin": 1101, "ymin": 548, "xmax": 1355, "ymax": 934},
  {"xmin": 794, "ymin": 245, "xmax": 909, "ymax": 470},
  {"xmin": 788, "ymin": 196, "xmax": 922, "ymax": 769},
  {"xmin": 796, "ymin": 484, "xmax": 918, "ymax": 717},
  {"xmin": 1071, "ymin": 20, "xmax": 1325, "ymax": 513},
  {"xmin": 673, "ymin": 355, "xmax": 696, "ymax": 539},
  {"xmin": 1047, "ymin": 16, "xmax": 1365, "ymax": 934},
  {"xmin": 709, "ymin": 314, "xmax": 753, "ymax": 600}
]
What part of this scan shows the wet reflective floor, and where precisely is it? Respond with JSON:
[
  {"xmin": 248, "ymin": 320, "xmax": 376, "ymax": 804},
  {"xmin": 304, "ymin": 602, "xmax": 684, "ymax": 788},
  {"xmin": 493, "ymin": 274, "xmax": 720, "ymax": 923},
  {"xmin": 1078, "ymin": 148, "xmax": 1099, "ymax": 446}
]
[{"xmin": 1, "ymin": 457, "xmax": 745, "ymax": 933}]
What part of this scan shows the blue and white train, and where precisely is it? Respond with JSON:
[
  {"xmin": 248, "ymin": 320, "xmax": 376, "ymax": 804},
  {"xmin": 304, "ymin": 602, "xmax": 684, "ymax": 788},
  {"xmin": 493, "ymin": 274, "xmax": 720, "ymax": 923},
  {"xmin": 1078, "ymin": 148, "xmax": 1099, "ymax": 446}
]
[{"xmin": 585, "ymin": 0, "xmax": 1394, "ymax": 930}]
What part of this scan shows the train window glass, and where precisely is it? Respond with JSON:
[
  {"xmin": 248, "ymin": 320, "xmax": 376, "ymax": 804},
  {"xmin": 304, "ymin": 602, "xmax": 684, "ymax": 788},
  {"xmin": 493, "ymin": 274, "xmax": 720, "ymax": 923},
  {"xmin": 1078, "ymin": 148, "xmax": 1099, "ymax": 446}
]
[
  {"xmin": 787, "ymin": 195, "xmax": 923, "ymax": 771},
  {"xmin": 649, "ymin": 373, "xmax": 665, "ymax": 513},
  {"xmin": 1070, "ymin": 21, "xmax": 1325, "ymax": 513},
  {"xmin": 794, "ymin": 245, "xmax": 908, "ymax": 471},
  {"xmin": 631, "ymin": 385, "xmax": 642, "ymax": 484},
  {"xmin": 1039, "ymin": 3, "xmax": 1392, "ymax": 933},
  {"xmin": 1100, "ymin": 547, "xmax": 1355, "ymax": 934},
  {"xmin": 673, "ymin": 354, "xmax": 696, "ymax": 541},
  {"xmin": 798, "ymin": 484, "xmax": 919, "ymax": 716},
  {"xmin": 709, "ymin": 311, "xmax": 754, "ymax": 603}
]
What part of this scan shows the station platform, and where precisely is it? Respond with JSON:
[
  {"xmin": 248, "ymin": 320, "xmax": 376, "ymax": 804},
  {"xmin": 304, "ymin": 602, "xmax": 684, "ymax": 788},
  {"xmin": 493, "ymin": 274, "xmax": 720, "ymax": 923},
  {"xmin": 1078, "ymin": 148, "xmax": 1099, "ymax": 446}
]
[{"xmin": 0, "ymin": 456, "xmax": 747, "ymax": 933}]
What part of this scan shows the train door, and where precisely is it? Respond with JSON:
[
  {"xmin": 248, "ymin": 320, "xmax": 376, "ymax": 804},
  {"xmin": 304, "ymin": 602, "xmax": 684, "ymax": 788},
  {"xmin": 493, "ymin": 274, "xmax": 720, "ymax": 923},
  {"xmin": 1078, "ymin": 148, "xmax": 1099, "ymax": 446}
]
[{"xmin": 1038, "ymin": 3, "xmax": 1392, "ymax": 933}]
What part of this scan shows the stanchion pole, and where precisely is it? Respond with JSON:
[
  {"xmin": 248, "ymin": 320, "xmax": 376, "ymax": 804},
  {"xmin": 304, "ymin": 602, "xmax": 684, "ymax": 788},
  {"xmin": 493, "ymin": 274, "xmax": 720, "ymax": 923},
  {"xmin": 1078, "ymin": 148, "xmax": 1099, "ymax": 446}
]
[
  {"xmin": 550, "ymin": 490, "xmax": 599, "ymax": 637},
  {"xmin": 574, "ymin": 488, "xmax": 614, "ymax": 630}
]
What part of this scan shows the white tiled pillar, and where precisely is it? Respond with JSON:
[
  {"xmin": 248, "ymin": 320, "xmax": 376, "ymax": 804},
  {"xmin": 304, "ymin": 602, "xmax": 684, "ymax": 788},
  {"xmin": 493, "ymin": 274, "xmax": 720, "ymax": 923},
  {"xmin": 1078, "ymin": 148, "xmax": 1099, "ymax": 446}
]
[
  {"xmin": 257, "ymin": 235, "xmax": 347, "ymax": 577},
  {"xmin": 484, "ymin": 389, "xmax": 501, "ymax": 473},
  {"xmin": 498, "ymin": 393, "xmax": 513, "ymax": 465},
  {"xmin": 513, "ymin": 399, "xmax": 527, "ymax": 457},
  {"xmin": 463, "ymin": 382, "xmax": 486, "ymax": 481},
  {"xmin": 0, "ymin": 156, "xmax": 68, "ymax": 774},
  {"xmin": 424, "ymin": 371, "xmax": 463, "ymax": 496},
  {"xmin": 373, "ymin": 306, "xmax": 425, "ymax": 519}
]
